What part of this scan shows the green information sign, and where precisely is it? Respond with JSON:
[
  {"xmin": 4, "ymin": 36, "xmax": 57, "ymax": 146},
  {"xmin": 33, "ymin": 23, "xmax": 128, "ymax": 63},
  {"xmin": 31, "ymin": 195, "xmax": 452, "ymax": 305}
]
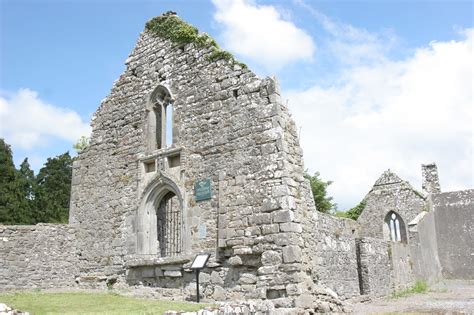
[{"xmin": 195, "ymin": 179, "xmax": 212, "ymax": 201}]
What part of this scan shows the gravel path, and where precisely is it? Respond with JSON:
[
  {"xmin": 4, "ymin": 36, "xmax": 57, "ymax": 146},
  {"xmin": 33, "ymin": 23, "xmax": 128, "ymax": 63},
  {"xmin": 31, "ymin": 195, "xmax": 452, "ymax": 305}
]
[{"xmin": 351, "ymin": 280, "xmax": 474, "ymax": 314}]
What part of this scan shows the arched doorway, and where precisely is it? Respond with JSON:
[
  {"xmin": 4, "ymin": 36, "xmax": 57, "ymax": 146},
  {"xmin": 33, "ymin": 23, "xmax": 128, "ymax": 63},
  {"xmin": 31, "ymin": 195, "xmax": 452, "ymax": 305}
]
[
  {"xmin": 156, "ymin": 191, "xmax": 182, "ymax": 257},
  {"xmin": 136, "ymin": 177, "xmax": 184, "ymax": 256}
]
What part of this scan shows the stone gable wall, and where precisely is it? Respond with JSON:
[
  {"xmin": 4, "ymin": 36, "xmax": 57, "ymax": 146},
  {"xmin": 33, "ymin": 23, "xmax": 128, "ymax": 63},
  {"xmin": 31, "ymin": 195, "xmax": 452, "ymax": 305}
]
[
  {"xmin": 67, "ymin": 24, "xmax": 349, "ymax": 312},
  {"xmin": 0, "ymin": 224, "xmax": 79, "ymax": 290},
  {"xmin": 357, "ymin": 171, "xmax": 425, "ymax": 240}
]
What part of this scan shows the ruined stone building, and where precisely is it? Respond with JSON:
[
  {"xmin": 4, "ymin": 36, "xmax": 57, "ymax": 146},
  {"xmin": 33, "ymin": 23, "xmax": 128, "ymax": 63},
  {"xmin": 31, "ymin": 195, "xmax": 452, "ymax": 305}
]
[{"xmin": 1, "ymin": 13, "xmax": 473, "ymax": 314}]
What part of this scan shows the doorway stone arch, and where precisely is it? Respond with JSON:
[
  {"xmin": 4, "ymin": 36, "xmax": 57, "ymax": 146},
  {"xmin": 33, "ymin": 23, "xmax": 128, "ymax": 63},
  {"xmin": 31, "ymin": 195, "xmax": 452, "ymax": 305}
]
[{"xmin": 136, "ymin": 174, "xmax": 186, "ymax": 256}]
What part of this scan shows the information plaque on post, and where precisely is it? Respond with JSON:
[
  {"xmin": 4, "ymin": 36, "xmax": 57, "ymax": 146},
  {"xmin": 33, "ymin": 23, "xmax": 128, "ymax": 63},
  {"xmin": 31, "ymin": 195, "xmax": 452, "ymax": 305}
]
[{"xmin": 190, "ymin": 253, "xmax": 211, "ymax": 303}]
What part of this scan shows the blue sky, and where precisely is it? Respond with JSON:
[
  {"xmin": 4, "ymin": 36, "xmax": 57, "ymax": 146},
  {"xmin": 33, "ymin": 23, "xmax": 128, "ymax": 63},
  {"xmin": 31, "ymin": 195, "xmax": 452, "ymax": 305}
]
[{"xmin": 1, "ymin": 0, "xmax": 473, "ymax": 209}]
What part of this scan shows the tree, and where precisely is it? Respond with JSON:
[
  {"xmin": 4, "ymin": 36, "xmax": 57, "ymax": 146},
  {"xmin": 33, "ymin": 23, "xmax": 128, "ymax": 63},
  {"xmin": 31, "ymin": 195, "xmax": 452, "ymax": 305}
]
[
  {"xmin": 13, "ymin": 158, "xmax": 37, "ymax": 224},
  {"xmin": 336, "ymin": 200, "xmax": 366, "ymax": 220},
  {"xmin": 35, "ymin": 152, "xmax": 73, "ymax": 223},
  {"xmin": 0, "ymin": 139, "xmax": 18, "ymax": 224},
  {"xmin": 305, "ymin": 171, "xmax": 337, "ymax": 214}
]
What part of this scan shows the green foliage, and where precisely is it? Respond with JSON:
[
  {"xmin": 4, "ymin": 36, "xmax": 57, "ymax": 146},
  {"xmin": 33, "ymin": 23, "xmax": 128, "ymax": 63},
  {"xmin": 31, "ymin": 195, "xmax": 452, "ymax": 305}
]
[
  {"xmin": 0, "ymin": 138, "xmax": 20, "ymax": 224},
  {"xmin": 146, "ymin": 13, "xmax": 247, "ymax": 69},
  {"xmin": 73, "ymin": 136, "xmax": 90, "ymax": 153},
  {"xmin": 145, "ymin": 14, "xmax": 217, "ymax": 48},
  {"xmin": 392, "ymin": 280, "xmax": 428, "ymax": 298},
  {"xmin": 34, "ymin": 152, "xmax": 73, "ymax": 223},
  {"xmin": 12, "ymin": 159, "xmax": 37, "ymax": 224},
  {"xmin": 207, "ymin": 50, "xmax": 234, "ymax": 62},
  {"xmin": 305, "ymin": 171, "xmax": 336, "ymax": 214},
  {"xmin": 0, "ymin": 139, "xmax": 73, "ymax": 225},
  {"xmin": 0, "ymin": 291, "xmax": 210, "ymax": 314},
  {"xmin": 337, "ymin": 199, "xmax": 367, "ymax": 221}
]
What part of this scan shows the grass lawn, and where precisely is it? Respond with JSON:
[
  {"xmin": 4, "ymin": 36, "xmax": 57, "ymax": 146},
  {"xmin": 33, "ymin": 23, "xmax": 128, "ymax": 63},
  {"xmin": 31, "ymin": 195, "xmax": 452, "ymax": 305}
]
[{"xmin": 0, "ymin": 291, "xmax": 208, "ymax": 314}]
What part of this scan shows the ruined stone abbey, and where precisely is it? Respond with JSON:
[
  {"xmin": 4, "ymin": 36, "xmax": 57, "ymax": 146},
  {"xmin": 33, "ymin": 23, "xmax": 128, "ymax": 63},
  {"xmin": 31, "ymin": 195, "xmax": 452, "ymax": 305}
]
[{"xmin": 1, "ymin": 13, "xmax": 473, "ymax": 314}]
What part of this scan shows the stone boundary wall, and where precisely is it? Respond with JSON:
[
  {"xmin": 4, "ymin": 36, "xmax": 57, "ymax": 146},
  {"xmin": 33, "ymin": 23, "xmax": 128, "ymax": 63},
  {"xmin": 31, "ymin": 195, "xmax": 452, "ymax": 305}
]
[
  {"xmin": 302, "ymin": 209, "xmax": 360, "ymax": 300},
  {"xmin": 391, "ymin": 242, "xmax": 415, "ymax": 291},
  {"xmin": 356, "ymin": 237, "xmax": 392, "ymax": 296},
  {"xmin": 433, "ymin": 190, "xmax": 474, "ymax": 279},
  {"xmin": 0, "ymin": 224, "xmax": 79, "ymax": 290},
  {"xmin": 408, "ymin": 211, "xmax": 442, "ymax": 284}
]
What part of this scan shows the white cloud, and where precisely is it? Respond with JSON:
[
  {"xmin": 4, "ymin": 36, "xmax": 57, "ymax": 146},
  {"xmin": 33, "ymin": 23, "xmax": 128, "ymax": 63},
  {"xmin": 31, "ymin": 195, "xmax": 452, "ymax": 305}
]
[
  {"xmin": 295, "ymin": 0, "xmax": 397, "ymax": 66},
  {"xmin": 0, "ymin": 89, "xmax": 91, "ymax": 149},
  {"xmin": 212, "ymin": 0, "xmax": 315, "ymax": 71},
  {"xmin": 286, "ymin": 29, "xmax": 473, "ymax": 209}
]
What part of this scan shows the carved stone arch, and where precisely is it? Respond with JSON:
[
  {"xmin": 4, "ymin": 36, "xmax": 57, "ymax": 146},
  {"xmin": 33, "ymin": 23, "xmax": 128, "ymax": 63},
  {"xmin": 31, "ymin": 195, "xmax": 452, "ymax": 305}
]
[
  {"xmin": 145, "ymin": 85, "xmax": 176, "ymax": 151},
  {"xmin": 136, "ymin": 173, "xmax": 185, "ymax": 256},
  {"xmin": 383, "ymin": 211, "xmax": 407, "ymax": 243}
]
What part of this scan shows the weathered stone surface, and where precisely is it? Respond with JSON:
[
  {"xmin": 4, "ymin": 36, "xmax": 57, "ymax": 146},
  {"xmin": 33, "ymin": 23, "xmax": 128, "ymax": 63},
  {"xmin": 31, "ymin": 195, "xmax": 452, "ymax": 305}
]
[
  {"xmin": 261, "ymin": 250, "xmax": 282, "ymax": 266},
  {"xmin": 282, "ymin": 245, "xmax": 302, "ymax": 263}
]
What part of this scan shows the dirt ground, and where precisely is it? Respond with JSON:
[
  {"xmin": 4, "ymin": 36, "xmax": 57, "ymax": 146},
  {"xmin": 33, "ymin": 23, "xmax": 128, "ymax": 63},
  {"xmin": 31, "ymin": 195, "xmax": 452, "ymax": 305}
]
[{"xmin": 351, "ymin": 280, "xmax": 474, "ymax": 314}]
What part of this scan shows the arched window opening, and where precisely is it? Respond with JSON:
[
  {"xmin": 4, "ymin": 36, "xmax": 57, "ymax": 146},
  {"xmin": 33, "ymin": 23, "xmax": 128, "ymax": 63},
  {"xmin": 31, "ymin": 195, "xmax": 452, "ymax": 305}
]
[
  {"xmin": 148, "ymin": 86, "xmax": 174, "ymax": 150},
  {"xmin": 384, "ymin": 211, "xmax": 407, "ymax": 243},
  {"xmin": 157, "ymin": 191, "xmax": 182, "ymax": 257}
]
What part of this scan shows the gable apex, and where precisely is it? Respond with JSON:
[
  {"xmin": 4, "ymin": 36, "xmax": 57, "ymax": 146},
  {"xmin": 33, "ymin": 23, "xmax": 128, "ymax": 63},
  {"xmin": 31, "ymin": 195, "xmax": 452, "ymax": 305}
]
[{"xmin": 373, "ymin": 169, "xmax": 403, "ymax": 186}]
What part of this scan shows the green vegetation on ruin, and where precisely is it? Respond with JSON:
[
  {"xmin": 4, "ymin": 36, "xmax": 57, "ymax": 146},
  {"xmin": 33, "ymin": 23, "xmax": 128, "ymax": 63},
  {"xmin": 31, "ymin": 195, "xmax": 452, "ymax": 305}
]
[
  {"xmin": 145, "ymin": 13, "xmax": 247, "ymax": 69},
  {"xmin": 0, "ymin": 291, "xmax": 210, "ymax": 314}
]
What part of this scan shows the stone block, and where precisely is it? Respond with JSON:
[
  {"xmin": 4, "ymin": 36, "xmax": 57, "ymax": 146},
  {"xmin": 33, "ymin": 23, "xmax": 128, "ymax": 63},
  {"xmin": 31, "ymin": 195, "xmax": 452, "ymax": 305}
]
[
  {"xmin": 163, "ymin": 270, "xmax": 182, "ymax": 277},
  {"xmin": 279, "ymin": 222, "xmax": 302, "ymax": 233},
  {"xmin": 141, "ymin": 268, "xmax": 155, "ymax": 278},
  {"xmin": 233, "ymin": 247, "xmax": 252, "ymax": 255},
  {"xmin": 258, "ymin": 265, "xmax": 278, "ymax": 275},
  {"xmin": 239, "ymin": 273, "xmax": 257, "ymax": 284},
  {"xmin": 261, "ymin": 198, "xmax": 280, "ymax": 212},
  {"xmin": 210, "ymin": 271, "xmax": 224, "ymax": 285},
  {"xmin": 273, "ymin": 210, "xmax": 294, "ymax": 223},
  {"xmin": 272, "ymin": 185, "xmax": 289, "ymax": 197},
  {"xmin": 199, "ymin": 272, "xmax": 210, "ymax": 283},
  {"xmin": 261, "ymin": 250, "xmax": 282, "ymax": 266},
  {"xmin": 282, "ymin": 245, "xmax": 302, "ymax": 263},
  {"xmin": 249, "ymin": 213, "xmax": 272, "ymax": 225},
  {"xmin": 213, "ymin": 285, "xmax": 226, "ymax": 300},
  {"xmin": 229, "ymin": 255, "xmax": 243, "ymax": 265},
  {"xmin": 295, "ymin": 294, "xmax": 315, "ymax": 308},
  {"xmin": 261, "ymin": 224, "xmax": 280, "ymax": 235}
]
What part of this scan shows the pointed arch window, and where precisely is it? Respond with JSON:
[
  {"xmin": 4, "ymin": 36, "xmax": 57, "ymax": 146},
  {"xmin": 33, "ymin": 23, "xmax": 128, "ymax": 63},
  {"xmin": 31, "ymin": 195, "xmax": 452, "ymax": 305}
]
[
  {"xmin": 384, "ymin": 211, "xmax": 407, "ymax": 243},
  {"xmin": 147, "ymin": 86, "xmax": 174, "ymax": 151}
]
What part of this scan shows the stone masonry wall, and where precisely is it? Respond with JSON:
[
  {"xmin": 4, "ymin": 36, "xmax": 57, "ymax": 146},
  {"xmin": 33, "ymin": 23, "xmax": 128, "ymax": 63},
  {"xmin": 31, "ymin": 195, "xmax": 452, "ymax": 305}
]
[
  {"xmin": 302, "ymin": 208, "xmax": 360, "ymax": 300},
  {"xmin": 0, "ymin": 224, "xmax": 79, "ymax": 290}
]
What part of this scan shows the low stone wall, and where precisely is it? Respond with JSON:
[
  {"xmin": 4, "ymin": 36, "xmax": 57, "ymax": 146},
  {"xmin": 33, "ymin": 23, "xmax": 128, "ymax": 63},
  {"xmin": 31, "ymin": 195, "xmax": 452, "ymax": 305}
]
[
  {"xmin": 356, "ymin": 237, "xmax": 392, "ymax": 296},
  {"xmin": 0, "ymin": 224, "xmax": 79, "ymax": 290}
]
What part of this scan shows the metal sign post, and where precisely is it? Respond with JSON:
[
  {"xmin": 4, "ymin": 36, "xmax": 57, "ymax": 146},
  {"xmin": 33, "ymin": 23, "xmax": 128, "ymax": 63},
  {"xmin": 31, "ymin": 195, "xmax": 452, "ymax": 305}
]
[{"xmin": 190, "ymin": 253, "xmax": 211, "ymax": 303}]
